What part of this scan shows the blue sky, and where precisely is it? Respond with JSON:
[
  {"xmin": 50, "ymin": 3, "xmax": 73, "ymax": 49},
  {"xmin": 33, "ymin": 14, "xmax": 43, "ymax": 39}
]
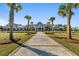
[{"xmin": 0, "ymin": 3, "xmax": 79, "ymax": 27}]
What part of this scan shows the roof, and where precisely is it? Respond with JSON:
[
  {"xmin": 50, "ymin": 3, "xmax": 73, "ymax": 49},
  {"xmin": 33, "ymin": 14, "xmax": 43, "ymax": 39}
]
[{"xmin": 36, "ymin": 22, "xmax": 44, "ymax": 26}]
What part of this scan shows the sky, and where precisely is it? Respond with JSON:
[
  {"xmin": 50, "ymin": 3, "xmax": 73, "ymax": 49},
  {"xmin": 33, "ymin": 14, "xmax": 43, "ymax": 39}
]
[{"xmin": 0, "ymin": 3, "xmax": 79, "ymax": 27}]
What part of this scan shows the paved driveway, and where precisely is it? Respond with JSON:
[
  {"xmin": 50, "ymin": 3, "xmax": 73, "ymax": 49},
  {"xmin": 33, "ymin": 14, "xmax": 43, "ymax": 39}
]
[{"xmin": 9, "ymin": 32, "xmax": 76, "ymax": 56}]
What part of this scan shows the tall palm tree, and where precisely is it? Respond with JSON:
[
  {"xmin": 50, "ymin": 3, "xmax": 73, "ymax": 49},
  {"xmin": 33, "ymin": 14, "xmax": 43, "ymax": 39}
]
[
  {"xmin": 31, "ymin": 21, "xmax": 34, "ymax": 31},
  {"xmin": 7, "ymin": 3, "xmax": 22, "ymax": 41},
  {"xmin": 58, "ymin": 3, "xmax": 79, "ymax": 39},
  {"xmin": 49, "ymin": 16, "xmax": 55, "ymax": 31},
  {"xmin": 47, "ymin": 22, "xmax": 51, "ymax": 31},
  {"xmin": 24, "ymin": 15, "xmax": 31, "ymax": 35}
]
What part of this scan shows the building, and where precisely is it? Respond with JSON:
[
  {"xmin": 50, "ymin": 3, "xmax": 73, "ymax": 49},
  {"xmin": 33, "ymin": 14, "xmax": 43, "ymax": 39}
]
[
  {"xmin": 35, "ymin": 22, "xmax": 46, "ymax": 31},
  {"xmin": 3, "ymin": 22, "xmax": 65, "ymax": 31},
  {"xmin": 3, "ymin": 23, "xmax": 26, "ymax": 31}
]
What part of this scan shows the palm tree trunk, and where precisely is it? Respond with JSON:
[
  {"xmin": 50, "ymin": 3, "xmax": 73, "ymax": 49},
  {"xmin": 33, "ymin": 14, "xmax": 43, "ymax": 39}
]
[
  {"xmin": 27, "ymin": 20, "xmax": 30, "ymax": 35},
  {"xmin": 67, "ymin": 9, "xmax": 72, "ymax": 39},
  {"xmin": 31, "ymin": 25, "xmax": 32, "ymax": 31},
  {"xmin": 9, "ymin": 7, "xmax": 14, "ymax": 41},
  {"xmin": 52, "ymin": 21, "xmax": 54, "ymax": 33}
]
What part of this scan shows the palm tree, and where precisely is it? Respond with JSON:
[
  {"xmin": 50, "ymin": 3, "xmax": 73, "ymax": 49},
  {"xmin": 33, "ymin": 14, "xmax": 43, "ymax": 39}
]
[
  {"xmin": 31, "ymin": 21, "xmax": 34, "ymax": 31},
  {"xmin": 7, "ymin": 3, "xmax": 22, "ymax": 41},
  {"xmin": 24, "ymin": 15, "xmax": 31, "ymax": 35},
  {"xmin": 46, "ymin": 22, "xmax": 51, "ymax": 31},
  {"xmin": 49, "ymin": 16, "xmax": 55, "ymax": 31},
  {"xmin": 63, "ymin": 24, "xmax": 67, "ymax": 31},
  {"xmin": 0, "ymin": 26, "xmax": 3, "ymax": 32},
  {"xmin": 58, "ymin": 3, "xmax": 79, "ymax": 39}
]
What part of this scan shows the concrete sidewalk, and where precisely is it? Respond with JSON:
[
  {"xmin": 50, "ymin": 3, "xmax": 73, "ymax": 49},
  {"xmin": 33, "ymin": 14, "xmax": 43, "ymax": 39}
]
[{"xmin": 9, "ymin": 32, "xmax": 76, "ymax": 56}]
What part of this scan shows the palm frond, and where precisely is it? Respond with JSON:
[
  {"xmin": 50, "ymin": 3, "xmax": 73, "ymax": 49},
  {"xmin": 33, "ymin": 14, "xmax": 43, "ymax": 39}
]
[
  {"xmin": 6, "ymin": 3, "xmax": 11, "ymax": 6},
  {"xmin": 49, "ymin": 16, "xmax": 55, "ymax": 21},
  {"xmin": 24, "ymin": 15, "xmax": 31, "ymax": 20},
  {"xmin": 71, "ymin": 10, "xmax": 74, "ymax": 15},
  {"xmin": 66, "ymin": 3, "xmax": 73, "ymax": 9},
  {"xmin": 15, "ymin": 4, "xmax": 22, "ymax": 12},
  {"xmin": 59, "ymin": 5, "xmax": 66, "ymax": 11},
  {"xmin": 74, "ymin": 3, "xmax": 79, "ymax": 8},
  {"xmin": 6, "ymin": 3, "xmax": 12, "ymax": 8},
  {"xmin": 58, "ymin": 11, "xmax": 66, "ymax": 17}
]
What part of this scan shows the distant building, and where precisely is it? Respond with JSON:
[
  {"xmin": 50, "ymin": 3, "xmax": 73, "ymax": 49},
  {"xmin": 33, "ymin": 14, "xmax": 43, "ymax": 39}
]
[
  {"xmin": 3, "ymin": 22, "xmax": 65, "ymax": 31},
  {"xmin": 3, "ymin": 23, "xmax": 26, "ymax": 31},
  {"xmin": 35, "ymin": 22, "xmax": 46, "ymax": 31}
]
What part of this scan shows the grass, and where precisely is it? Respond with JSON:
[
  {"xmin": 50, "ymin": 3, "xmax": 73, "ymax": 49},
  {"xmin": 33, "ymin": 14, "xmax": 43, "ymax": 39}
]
[
  {"xmin": 0, "ymin": 31, "xmax": 35, "ymax": 56},
  {"xmin": 3, "ymin": 31, "xmax": 36, "ymax": 34},
  {"xmin": 45, "ymin": 31, "xmax": 79, "ymax": 55}
]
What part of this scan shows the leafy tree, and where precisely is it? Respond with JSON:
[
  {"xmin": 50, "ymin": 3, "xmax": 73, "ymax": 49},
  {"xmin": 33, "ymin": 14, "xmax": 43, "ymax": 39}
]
[{"xmin": 45, "ymin": 22, "xmax": 51, "ymax": 31}]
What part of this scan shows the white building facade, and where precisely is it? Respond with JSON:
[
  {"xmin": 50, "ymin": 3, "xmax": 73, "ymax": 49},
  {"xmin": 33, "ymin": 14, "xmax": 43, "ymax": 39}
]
[{"xmin": 3, "ymin": 22, "xmax": 65, "ymax": 31}]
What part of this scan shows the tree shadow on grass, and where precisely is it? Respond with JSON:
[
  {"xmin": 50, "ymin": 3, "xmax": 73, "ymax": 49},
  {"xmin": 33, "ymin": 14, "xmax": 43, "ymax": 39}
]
[
  {"xmin": 53, "ymin": 36, "xmax": 79, "ymax": 44},
  {"xmin": 66, "ymin": 38, "xmax": 79, "ymax": 44},
  {"xmin": 11, "ymin": 39, "xmax": 58, "ymax": 56},
  {"xmin": 0, "ymin": 38, "xmax": 21, "ymax": 45},
  {"xmin": 51, "ymin": 35, "xmax": 79, "ymax": 44},
  {"xmin": 51, "ymin": 35, "xmax": 67, "ymax": 39}
]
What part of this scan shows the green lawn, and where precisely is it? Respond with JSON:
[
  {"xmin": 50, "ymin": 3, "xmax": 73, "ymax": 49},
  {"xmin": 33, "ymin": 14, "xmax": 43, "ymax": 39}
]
[
  {"xmin": 45, "ymin": 31, "xmax": 79, "ymax": 55},
  {"xmin": 0, "ymin": 31, "xmax": 34, "ymax": 56}
]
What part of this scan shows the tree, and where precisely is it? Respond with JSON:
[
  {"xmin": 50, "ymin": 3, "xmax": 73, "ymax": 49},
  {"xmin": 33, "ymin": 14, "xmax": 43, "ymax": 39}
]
[
  {"xmin": 31, "ymin": 21, "xmax": 34, "ymax": 31},
  {"xmin": 7, "ymin": 3, "xmax": 22, "ymax": 41},
  {"xmin": 0, "ymin": 26, "xmax": 3, "ymax": 32},
  {"xmin": 49, "ymin": 16, "xmax": 55, "ymax": 31},
  {"xmin": 58, "ymin": 3, "xmax": 79, "ymax": 39},
  {"xmin": 24, "ymin": 15, "xmax": 31, "ymax": 35},
  {"xmin": 73, "ymin": 27, "xmax": 79, "ymax": 32},
  {"xmin": 63, "ymin": 24, "xmax": 67, "ymax": 31},
  {"xmin": 46, "ymin": 22, "xmax": 51, "ymax": 31}
]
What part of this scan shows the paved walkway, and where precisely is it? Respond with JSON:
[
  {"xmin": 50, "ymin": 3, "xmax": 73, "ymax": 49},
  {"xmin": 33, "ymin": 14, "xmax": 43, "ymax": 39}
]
[{"xmin": 9, "ymin": 32, "xmax": 76, "ymax": 56}]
